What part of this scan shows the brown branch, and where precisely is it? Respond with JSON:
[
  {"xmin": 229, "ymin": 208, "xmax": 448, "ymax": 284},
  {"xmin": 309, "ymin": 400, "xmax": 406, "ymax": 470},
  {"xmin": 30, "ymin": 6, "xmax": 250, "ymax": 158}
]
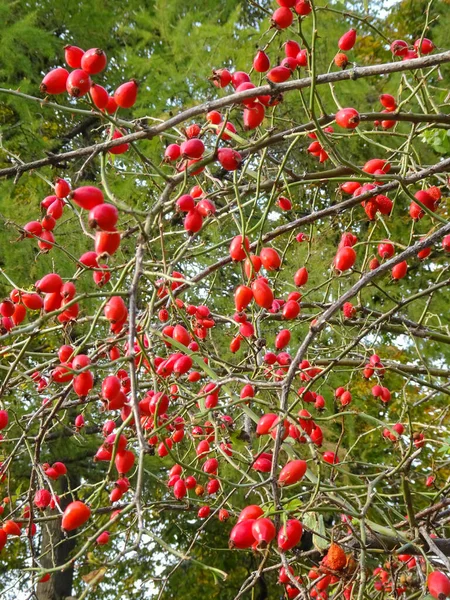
[
  {"xmin": 164, "ymin": 156, "xmax": 450, "ymax": 305},
  {"xmin": 1, "ymin": 51, "xmax": 450, "ymax": 178}
]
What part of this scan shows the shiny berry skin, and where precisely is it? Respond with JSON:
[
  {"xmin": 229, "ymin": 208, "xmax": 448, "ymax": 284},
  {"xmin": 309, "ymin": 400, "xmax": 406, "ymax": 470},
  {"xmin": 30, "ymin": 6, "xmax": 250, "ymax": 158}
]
[
  {"xmin": 271, "ymin": 7, "xmax": 293, "ymax": 29},
  {"xmin": 428, "ymin": 571, "xmax": 450, "ymax": 599},
  {"xmin": 88, "ymin": 204, "xmax": 119, "ymax": 231},
  {"xmin": 295, "ymin": 0, "xmax": 312, "ymax": 15},
  {"xmin": 105, "ymin": 96, "xmax": 118, "ymax": 114},
  {"xmin": 114, "ymin": 80, "xmax": 138, "ymax": 109},
  {"xmin": 278, "ymin": 460, "xmax": 307, "ymax": 486},
  {"xmin": 95, "ymin": 230, "xmax": 121, "ymax": 257},
  {"xmin": 243, "ymin": 103, "xmax": 265, "ymax": 130},
  {"xmin": 234, "ymin": 285, "xmax": 253, "ymax": 311},
  {"xmin": 338, "ymin": 29, "xmax": 356, "ymax": 51},
  {"xmin": 334, "ymin": 246, "xmax": 356, "ymax": 271},
  {"xmin": 180, "ymin": 138, "xmax": 205, "ymax": 159},
  {"xmin": 40, "ymin": 68, "xmax": 69, "ymax": 95},
  {"xmin": 414, "ymin": 38, "xmax": 434, "ymax": 55},
  {"xmin": 251, "ymin": 278, "xmax": 274, "ymax": 309},
  {"xmin": 230, "ymin": 235, "xmax": 250, "ymax": 261},
  {"xmin": 229, "ymin": 519, "xmax": 256, "ymax": 548},
  {"xmin": 0, "ymin": 410, "xmax": 10, "ymax": 430},
  {"xmin": 323, "ymin": 451, "xmax": 339, "ymax": 464},
  {"xmin": 253, "ymin": 50, "xmax": 270, "ymax": 73},
  {"xmin": 72, "ymin": 186, "xmax": 104, "ymax": 210},
  {"xmin": 198, "ymin": 506, "xmax": 210, "ymax": 519},
  {"xmin": 66, "ymin": 69, "xmax": 92, "ymax": 98},
  {"xmin": 282, "ymin": 299, "xmax": 300, "ymax": 320},
  {"xmin": 390, "ymin": 40, "xmax": 408, "ymax": 57},
  {"xmin": 212, "ymin": 68, "xmax": 232, "ymax": 88},
  {"xmin": 81, "ymin": 48, "xmax": 107, "ymax": 75},
  {"xmin": 61, "ymin": 501, "xmax": 91, "ymax": 531},
  {"xmin": 335, "ymin": 107, "xmax": 360, "ymax": 129},
  {"xmin": 41, "ymin": 213, "xmax": 57, "ymax": 231},
  {"xmin": 88, "ymin": 83, "xmax": 109, "ymax": 110},
  {"xmin": 267, "ymin": 66, "xmax": 292, "ymax": 83},
  {"xmin": 24, "ymin": 221, "xmax": 43, "ymax": 238},
  {"xmin": 392, "ymin": 261, "xmax": 408, "ymax": 280},
  {"xmin": 183, "ymin": 209, "xmax": 203, "ymax": 234},
  {"xmin": 64, "ymin": 45, "xmax": 84, "ymax": 69},
  {"xmin": 165, "ymin": 144, "xmax": 181, "ymax": 162},
  {"xmin": 442, "ymin": 235, "xmax": 450, "ymax": 252},
  {"xmin": 217, "ymin": 148, "xmax": 242, "ymax": 171},
  {"xmin": 277, "ymin": 519, "xmax": 303, "ymax": 550},
  {"xmin": 285, "ymin": 39, "xmax": 301, "ymax": 57},
  {"xmin": 378, "ymin": 241, "xmax": 395, "ymax": 259},
  {"xmin": 206, "ymin": 110, "xmax": 222, "ymax": 124},
  {"xmin": 252, "ymin": 518, "xmax": 276, "ymax": 546},
  {"xmin": 275, "ymin": 329, "xmax": 290, "ymax": 350},
  {"xmin": 54, "ymin": 178, "xmax": 71, "ymax": 199},
  {"xmin": 96, "ymin": 531, "xmax": 110, "ymax": 545}
]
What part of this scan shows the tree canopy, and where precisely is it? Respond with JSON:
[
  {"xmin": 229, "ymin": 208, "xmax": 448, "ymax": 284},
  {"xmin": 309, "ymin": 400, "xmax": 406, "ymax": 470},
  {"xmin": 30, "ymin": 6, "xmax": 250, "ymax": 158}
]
[{"xmin": 0, "ymin": 1, "xmax": 450, "ymax": 599}]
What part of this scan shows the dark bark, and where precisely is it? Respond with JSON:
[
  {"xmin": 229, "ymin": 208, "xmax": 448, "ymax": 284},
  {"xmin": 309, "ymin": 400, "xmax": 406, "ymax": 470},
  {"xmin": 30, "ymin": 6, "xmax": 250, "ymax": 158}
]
[{"xmin": 36, "ymin": 479, "xmax": 76, "ymax": 600}]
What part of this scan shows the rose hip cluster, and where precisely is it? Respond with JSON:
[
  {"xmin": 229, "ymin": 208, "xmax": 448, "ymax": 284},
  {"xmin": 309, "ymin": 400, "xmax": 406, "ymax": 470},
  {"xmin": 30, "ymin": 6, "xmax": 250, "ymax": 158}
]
[{"xmin": 40, "ymin": 46, "xmax": 138, "ymax": 112}]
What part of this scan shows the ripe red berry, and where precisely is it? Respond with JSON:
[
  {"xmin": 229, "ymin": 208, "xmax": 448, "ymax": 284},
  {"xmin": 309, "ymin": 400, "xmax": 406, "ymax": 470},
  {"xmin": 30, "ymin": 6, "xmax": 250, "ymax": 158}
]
[
  {"xmin": 64, "ymin": 45, "xmax": 84, "ymax": 69},
  {"xmin": 88, "ymin": 204, "xmax": 119, "ymax": 231},
  {"xmin": 114, "ymin": 80, "xmax": 138, "ymax": 109},
  {"xmin": 271, "ymin": 7, "xmax": 293, "ymax": 29},
  {"xmin": 294, "ymin": 267, "xmax": 308, "ymax": 286},
  {"xmin": 36, "ymin": 273, "xmax": 63, "ymax": 294},
  {"xmin": 243, "ymin": 103, "xmax": 265, "ymax": 130},
  {"xmin": 217, "ymin": 148, "xmax": 242, "ymax": 171},
  {"xmin": 277, "ymin": 519, "xmax": 303, "ymax": 550},
  {"xmin": 295, "ymin": 1, "xmax": 312, "ymax": 15},
  {"xmin": 428, "ymin": 571, "xmax": 450, "ymax": 599},
  {"xmin": 72, "ymin": 186, "xmax": 104, "ymax": 210},
  {"xmin": 443, "ymin": 235, "xmax": 450, "ymax": 252},
  {"xmin": 229, "ymin": 520, "xmax": 256, "ymax": 549},
  {"xmin": 414, "ymin": 38, "xmax": 434, "ymax": 55},
  {"xmin": 40, "ymin": 68, "xmax": 69, "ymax": 95},
  {"xmin": 66, "ymin": 69, "xmax": 92, "ymax": 98},
  {"xmin": 338, "ymin": 29, "xmax": 356, "ymax": 51},
  {"xmin": 334, "ymin": 246, "xmax": 356, "ymax": 271},
  {"xmin": 390, "ymin": 40, "xmax": 408, "ymax": 57},
  {"xmin": 95, "ymin": 230, "xmax": 121, "ymax": 257},
  {"xmin": 212, "ymin": 68, "xmax": 232, "ymax": 88},
  {"xmin": 0, "ymin": 411, "xmax": 8, "ymax": 430},
  {"xmin": 180, "ymin": 138, "xmax": 205, "ymax": 159},
  {"xmin": 54, "ymin": 178, "xmax": 71, "ymax": 199},
  {"xmin": 260, "ymin": 247, "xmax": 281, "ymax": 271},
  {"xmin": 278, "ymin": 460, "xmax": 307, "ymax": 486},
  {"xmin": 251, "ymin": 278, "xmax": 274, "ymax": 309},
  {"xmin": 378, "ymin": 241, "xmax": 395, "ymax": 259},
  {"xmin": 184, "ymin": 209, "xmax": 203, "ymax": 234},
  {"xmin": 81, "ymin": 48, "xmax": 107, "ymax": 75},
  {"xmin": 164, "ymin": 144, "xmax": 181, "ymax": 162},
  {"xmin": 380, "ymin": 94, "xmax": 396, "ymax": 110},
  {"xmin": 285, "ymin": 40, "xmax": 301, "ymax": 57},
  {"xmin": 267, "ymin": 66, "xmax": 292, "ymax": 83},
  {"xmin": 24, "ymin": 221, "xmax": 43, "ymax": 238},
  {"xmin": 335, "ymin": 107, "xmax": 360, "ymax": 129},
  {"xmin": 62, "ymin": 501, "xmax": 91, "ymax": 531},
  {"xmin": 392, "ymin": 261, "xmax": 407, "ymax": 280},
  {"xmin": 253, "ymin": 50, "xmax": 270, "ymax": 73},
  {"xmin": 252, "ymin": 518, "xmax": 276, "ymax": 546}
]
